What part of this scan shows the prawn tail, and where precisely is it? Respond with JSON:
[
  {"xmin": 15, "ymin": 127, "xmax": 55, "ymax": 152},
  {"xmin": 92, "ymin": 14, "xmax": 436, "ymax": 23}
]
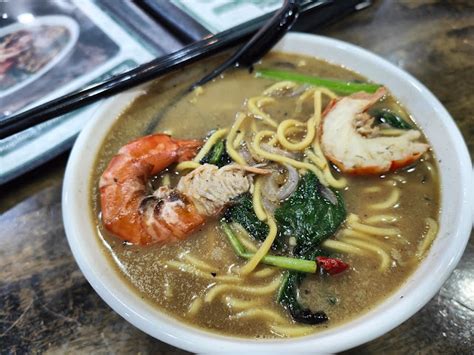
[{"xmin": 176, "ymin": 139, "xmax": 203, "ymax": 162}]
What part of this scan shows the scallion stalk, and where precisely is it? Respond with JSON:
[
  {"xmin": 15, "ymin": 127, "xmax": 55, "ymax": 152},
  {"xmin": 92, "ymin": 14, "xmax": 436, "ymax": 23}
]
[
  {"xmin": 221, "ymin": 221, "xmax": 246, "ymax": 257},
  {"xmin": 255, "ymin": 68, "xmax": 381, "ymax": 94},
  {"xmin": 220, "ymin": 221, "xmax": 317, "ymax": 273}
]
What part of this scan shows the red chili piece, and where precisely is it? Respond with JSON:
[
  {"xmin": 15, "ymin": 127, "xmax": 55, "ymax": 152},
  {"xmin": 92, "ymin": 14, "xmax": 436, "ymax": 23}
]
[{"xmin": 316, "ymin": 256, "xmax": 349, "ymax": 275}]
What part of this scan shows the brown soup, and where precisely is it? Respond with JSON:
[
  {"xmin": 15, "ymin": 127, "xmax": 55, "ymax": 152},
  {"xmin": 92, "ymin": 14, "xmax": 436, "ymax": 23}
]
[{"xmin": 90, "ymin": 52, "xmax": 440, "ymax": 338}]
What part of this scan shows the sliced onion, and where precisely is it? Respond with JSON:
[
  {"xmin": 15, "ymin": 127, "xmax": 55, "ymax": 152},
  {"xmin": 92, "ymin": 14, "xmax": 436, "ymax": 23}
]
[
  {"xmin": 238, "ymin": 144, "xmax": 256, "ymax": 165},
  {"xmin": 290, "ymin": 84, "xmax": 312, "ymax": 97},
  {"xmin": 320, "ymin": 184, "xmax": 337, "ymax": 205},
  {"xmin": 260, "ymin": 143, "xmax": 297, "ymax": 159},
  {"xmin": 277, "ymin": 164, "xmax": 299, "ymax": 200},
  {"xmin": 261, "ymin": 164, "xmax": 299, "ymax": 202},
  {"xmin": 261, "ymin": 170, "xmax": 279, "ymax": 202},
  {"xmin": 262, "ymin": 197, "xmax": 277, "ymax": 214}
]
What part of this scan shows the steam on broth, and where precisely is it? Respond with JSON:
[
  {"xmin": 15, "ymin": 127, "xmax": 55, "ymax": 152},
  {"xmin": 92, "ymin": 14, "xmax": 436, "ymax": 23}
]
[{"xmin": 91, "ymin": 52, "xmax": 440, "ymax": 338}]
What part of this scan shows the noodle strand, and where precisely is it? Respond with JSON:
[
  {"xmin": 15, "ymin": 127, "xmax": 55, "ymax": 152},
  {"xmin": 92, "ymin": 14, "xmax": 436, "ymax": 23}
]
[
  {"xmin": 226, "ymin": 112, "xmax": 248, "ymax": 165},
  {"xmin": 240, "ymin": 213, "xmax": 277, "ymax": 275}
]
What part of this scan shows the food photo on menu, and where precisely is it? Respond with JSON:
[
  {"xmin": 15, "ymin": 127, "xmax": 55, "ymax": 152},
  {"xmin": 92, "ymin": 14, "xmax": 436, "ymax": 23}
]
[
  {"xmin": 0, "ymin": 1, "xmax": 121, "ymax": 118},
  {"xmin": 0, "ymin": 0, "xmax": 154, "ymax": 183},
  {"xmin": 0, "ymin": 1, "xmax": 472, "ymax": 354},
  {"xmin": 0, "ymin": 22, "xmax": 72, "ymax": 93}
]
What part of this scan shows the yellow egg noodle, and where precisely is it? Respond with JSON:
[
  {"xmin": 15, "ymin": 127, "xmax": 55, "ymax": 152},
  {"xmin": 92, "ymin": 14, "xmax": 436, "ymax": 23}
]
[
  {"xmin": 224, "ymin": 296, "xmax": 266, "ymax": 311},
  {"xmin": 262, "ymin": 81, "xmax": 298, "ymax": 96},
  {"xmin": 341, "ymin": 229, "xmax": 392, "ymax": 249},
  {"xmin": 161, "ymin": 173, "xmax": 171, "ymax": 186},
  {"xmin": 370, "ymin": 188, "xmax": 401, "ymax": 210},
  {"xmin": 240, "ymin": 213, "xmax": 278, "ymax": 275},
  {"xmin": 176, "ymin": 160, "xmax": 201, "ymax": 171},
  {"xmin": 230, "ymin": 308, "xmax": 289, "ymax": 324},
  {"xmin": 187, "ymin": 297, "xmax": 203, "ymax": 316},
  {"xmin": 226, "ymin": 112, "xmax": 248, "ymax": 165},
  {"xmin": 231, "ymin": 222, "xmax": 259, "ymax": 252},
  {"xmin": 252, "ymin": 177, "xmax": 267, "ymax": 221},
  {"xmin": 182, "ymin": 253, "xmax": 216, "ymax": 273},
  {"xmin": 363, "ymin": 186, "xmax": 382, "ymax": 193},
  {"xmin": 166, "ymin": 260, "xmax": 242, "ymax": 283},
  {"xmin": 365, "ymin": 214, "xmax": 399, "ymax": 224},
  {"xmin": 321, "ymin": 239, "xmax": 366, "ymax": 256},
  {"xmin": 340, "ymin": 237, "xmax": 391, "ymax": 271},
  {"xmin": 416, "ymin": 217, "xmax": 438, "ymax": 259},
  {"xmin": 270, "ymin": 324, "xmax": 314, "ymax": 337},
  {"xmin": 251, "ymin": 267, "xmax": 277, "ymax": 278},
  {"xmin": 346, "ymin": 214, "xmax": 400, "ymax": 236},
  {"xmin": 204, "ymin": 276, "xmax": 282, "ymax": 302}
]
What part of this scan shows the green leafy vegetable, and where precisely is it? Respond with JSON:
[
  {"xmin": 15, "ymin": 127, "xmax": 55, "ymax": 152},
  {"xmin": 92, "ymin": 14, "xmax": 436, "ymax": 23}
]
[
  {"xmin": 224, "ymin": 172, "xmax": 347, "ymax": 325},
  {"xmin": 221, "ymin": 221, "xmax": 246, "ymax": 256},
  {"xmin": 277, "ymin": 270, "xmax": 328, "ymax": 324},
  {"xmin": 274, "ymin": 172, "xmax": 346, "ymax": 257},
  {"xmin": 220, "ymin": 221, "xmax": 317, "ymax": 273},
  {"xmin": 256, "ymin": 68, "xmax": 381, "ymax": 94},
  {"xmin": 274, "ymin": 172, "xmax": 346, "ymax": 324},
  {"xmin": 277, "ymin": 245, "xmax": 331, "ymax": 325},
  {"xmin": 371, "ymin": 109, "xmax": 413, "ymax": 130},
  {"xmin": 199, "ymin": 139, "xmax": 232, "ymax": 167},
  {"xmin": 224, "ymin": 193, "xmax": 269, "ymax": 242}
]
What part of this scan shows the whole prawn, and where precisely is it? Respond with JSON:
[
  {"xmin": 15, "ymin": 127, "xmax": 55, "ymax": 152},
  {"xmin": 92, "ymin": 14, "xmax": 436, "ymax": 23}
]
[
  {"xmin": 100, "ymin": 133, "xmax": 268, "ymax": 245},
  {"xmin": 99, "ymin": 134, "xmax": 203, "ymax": 245}
]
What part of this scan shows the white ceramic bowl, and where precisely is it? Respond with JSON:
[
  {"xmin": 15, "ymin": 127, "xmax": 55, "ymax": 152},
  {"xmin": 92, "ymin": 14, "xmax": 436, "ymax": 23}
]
[{"xmin": 62, "ymin": 33, "xmax": 473, "ymax": 353}]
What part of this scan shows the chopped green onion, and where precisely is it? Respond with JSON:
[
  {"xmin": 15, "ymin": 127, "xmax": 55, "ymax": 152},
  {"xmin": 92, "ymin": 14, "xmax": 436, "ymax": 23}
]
[
  {"xmin": 220, "ymin": 221, "xmax": 317, "ymax": 273},
  {"xmin": 255, "ymin": 68, "xmax": 381, "ymax": 94}
]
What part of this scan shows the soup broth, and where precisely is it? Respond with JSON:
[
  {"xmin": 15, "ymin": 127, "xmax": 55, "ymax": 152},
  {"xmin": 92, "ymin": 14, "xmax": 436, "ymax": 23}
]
[{"xmin": 91, "ymin": 53, "xmax": 440, "ymax": 338}]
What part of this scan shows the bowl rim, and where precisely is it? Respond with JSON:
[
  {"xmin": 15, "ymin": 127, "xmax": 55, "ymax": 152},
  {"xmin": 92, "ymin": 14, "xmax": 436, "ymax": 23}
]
[{"xmin": 62, "ymin": 32, "xmax": 473, "ymax": 353}]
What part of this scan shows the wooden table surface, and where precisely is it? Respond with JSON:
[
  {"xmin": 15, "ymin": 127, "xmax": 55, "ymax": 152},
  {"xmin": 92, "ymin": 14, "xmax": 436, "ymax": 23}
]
[{"xmin": 1, "ymin": 1, "xmax": 473, "ymax": 353}]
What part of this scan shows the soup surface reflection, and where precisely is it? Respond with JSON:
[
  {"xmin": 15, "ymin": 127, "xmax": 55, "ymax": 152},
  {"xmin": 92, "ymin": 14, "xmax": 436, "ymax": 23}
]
[{"xmin": 91, "ymin": 52, "xmax": 440, "ymax": 338}]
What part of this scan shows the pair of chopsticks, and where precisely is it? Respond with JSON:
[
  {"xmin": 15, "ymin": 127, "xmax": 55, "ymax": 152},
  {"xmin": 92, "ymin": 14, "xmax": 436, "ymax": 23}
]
[{"xmin": 0, "ymin": 0, "xmax": 338, "ymax": 140}]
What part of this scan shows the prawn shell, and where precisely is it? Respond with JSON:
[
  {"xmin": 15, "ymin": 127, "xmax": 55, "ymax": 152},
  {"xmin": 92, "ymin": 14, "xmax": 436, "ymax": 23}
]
[
  {"xmin": 319, "ymin": 88, "xmax": 428, "ymax": 175},
  {"xmin": 327, "ymin": 152, "xmax": 424, "ymax": 175},
  {"xmin": 142, "ymin": 190, "xmax": 206, "ymax": 245},
  {"xmin": 99, "ymin": 134, "xmax": 203, "ymax": 245}
]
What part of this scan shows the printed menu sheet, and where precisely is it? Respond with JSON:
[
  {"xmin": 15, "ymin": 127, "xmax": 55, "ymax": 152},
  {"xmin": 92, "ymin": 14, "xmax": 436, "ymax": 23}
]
[
  {"xmin": 171, "ymin": 0, "xmax": 282, "ymax": 33},
  {"xmin": 0, "ymin": 0, "xmax": 155, "ymax": 183}
]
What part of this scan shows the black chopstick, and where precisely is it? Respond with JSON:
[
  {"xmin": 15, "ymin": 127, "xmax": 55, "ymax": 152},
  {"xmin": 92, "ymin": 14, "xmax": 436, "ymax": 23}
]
[
  {"xmin": 0, "ymin": 23, "xmax": 261, "ymax": 139},
  {"xmin": 0, "ymin": 0, "xmax": 341, "ymax": 140}
]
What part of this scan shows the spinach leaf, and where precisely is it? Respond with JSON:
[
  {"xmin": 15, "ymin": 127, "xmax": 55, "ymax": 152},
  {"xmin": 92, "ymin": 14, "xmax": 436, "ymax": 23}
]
[
  {"xmin": 199, "ymin": 139, "xmax": 232, "ymax": 167},
  {"xmin": 278, "ymin": 270, "xmax": 328, "ymax": 325},
  {"xmin": 274, "ymin": 172, "xmax": 346, "ymax": 257},
  {"xmin": 274, "ymin": 172, "xmax": 346, "ymax": 324},
  {"xmin": 224, "ymin": 193, "xmax": 269, "ymax": 242},
  {"xmin": 277, "ymin": 247, "xmax": 331, "ymax": 325},
  {"xmin": 225, "ymin": 172, "xmax": 347, "ymax": 325},
  {"xmin": 371, "ymin": 109, "xmax": 413, "ymax": 130}
]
